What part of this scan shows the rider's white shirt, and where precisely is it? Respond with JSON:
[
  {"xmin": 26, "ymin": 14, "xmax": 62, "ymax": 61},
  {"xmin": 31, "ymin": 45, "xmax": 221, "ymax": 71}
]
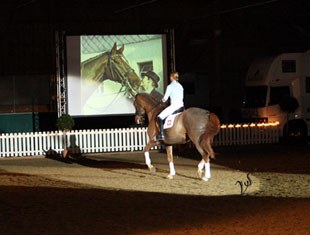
[
  {"xmin": 158, "ymin": 80, "xmax": 184, "ymax": 119},
  {"xmin": 162, "ymin": 80, "xmax": 184, "ymax": 107}
]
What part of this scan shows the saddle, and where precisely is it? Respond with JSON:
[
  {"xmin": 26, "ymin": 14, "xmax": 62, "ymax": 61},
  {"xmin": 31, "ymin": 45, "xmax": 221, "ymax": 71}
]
[
  {"xmin": 172, "ymin": 107, "xmax": 184, "ymax": 115},
  {"xmin": 163, "ymin": 107, "xmax": 184, "ymax": 129}
]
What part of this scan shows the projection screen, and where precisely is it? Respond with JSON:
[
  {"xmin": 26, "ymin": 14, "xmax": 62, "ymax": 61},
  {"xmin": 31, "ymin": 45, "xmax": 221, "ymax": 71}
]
[{"xmin": 66, "ymin": 34, "xmax": 167, "ymax": 116}]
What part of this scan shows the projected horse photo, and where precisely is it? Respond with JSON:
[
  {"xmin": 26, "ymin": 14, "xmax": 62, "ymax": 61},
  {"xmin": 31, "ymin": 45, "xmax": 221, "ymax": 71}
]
[
  {"xmin": 81, "ymin": 42, "xmax": 141, "ymax": 109},
  {"xmin": 134, "ymin": 93, "xmax": 221, "ymax": 181}
]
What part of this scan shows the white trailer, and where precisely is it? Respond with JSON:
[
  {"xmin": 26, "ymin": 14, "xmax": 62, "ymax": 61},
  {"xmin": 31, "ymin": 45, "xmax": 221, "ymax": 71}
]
[{"xmin": 241, "ymin": 51, "xmax": 310, "ymax": 138}]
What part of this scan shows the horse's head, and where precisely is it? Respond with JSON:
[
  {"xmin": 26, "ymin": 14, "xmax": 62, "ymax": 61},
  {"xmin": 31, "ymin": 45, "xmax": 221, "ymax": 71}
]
[
  {"xmin": 134, "ymin": 93, "xmax": 162, "ymax": 125},
  {"xmin": 106, "ymin": 43, "xmax": 141, "ymax": 97}
]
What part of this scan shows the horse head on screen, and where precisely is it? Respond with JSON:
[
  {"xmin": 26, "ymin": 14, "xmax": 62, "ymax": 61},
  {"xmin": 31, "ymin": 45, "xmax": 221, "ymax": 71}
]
[{"xmin": 81, "ymin": 42, "xmax": 141, "ymax": 98}]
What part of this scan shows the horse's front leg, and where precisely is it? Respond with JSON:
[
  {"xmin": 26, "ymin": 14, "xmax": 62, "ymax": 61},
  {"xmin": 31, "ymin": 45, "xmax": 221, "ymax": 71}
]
[
  {"xmin": 166, "ymin": 145, "xmax": 176, "ymax": 179},
  {"xmin": 143, "ymin": 141, "xmax": 159, "ymax": 173}
]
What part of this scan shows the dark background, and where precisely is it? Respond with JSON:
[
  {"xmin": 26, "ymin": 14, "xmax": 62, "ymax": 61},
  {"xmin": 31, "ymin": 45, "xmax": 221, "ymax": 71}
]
[{"xmin": 0, "ymin": 0, "xmax": 309, "ymax": 130}]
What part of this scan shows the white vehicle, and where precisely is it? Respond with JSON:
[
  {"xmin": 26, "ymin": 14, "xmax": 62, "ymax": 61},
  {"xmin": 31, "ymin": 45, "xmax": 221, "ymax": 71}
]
[{"xmin": 242, "ymin": 51, "xmax": 310, "ymax": 139}]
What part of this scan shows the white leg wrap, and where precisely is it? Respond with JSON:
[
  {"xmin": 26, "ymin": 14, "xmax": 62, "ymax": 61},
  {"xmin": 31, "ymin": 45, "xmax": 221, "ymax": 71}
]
[
  {"xmin": 169, "ymin": 162, "xmax": 176, "ymax": 175},
  {"xmin": 205, "ymin": 162, "xmax": 211, "ymax": 179},
  {"xmin": 144, "ymin": 151, "xmax": 151, "ymax": 166},
  {"xmin": 198, "ymin": 159, "xmax": 205, "ymax": 170}
]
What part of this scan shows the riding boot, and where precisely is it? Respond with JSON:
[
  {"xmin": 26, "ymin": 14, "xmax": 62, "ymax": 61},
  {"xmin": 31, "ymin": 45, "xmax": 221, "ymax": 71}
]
[{"xmin": 156, "ymin": 117, "xmax": 165, "ymax": 141}]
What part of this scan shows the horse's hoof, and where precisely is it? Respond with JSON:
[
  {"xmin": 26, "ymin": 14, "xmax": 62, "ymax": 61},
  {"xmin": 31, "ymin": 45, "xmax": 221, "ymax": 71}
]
[
  {"xmin": 166, "ymin": 174, "xmax": 174, "ymax": 179},
  {"xmin": 202, "ymin": 176, "xmax": 210, "ymax": 182},
  {"xmin": 197, "ymin": 169, "xmax": 204, "ymax": 179},
  {"xmin": 148, "ymin": 165, "xmax": 156, "ymax": 173}
]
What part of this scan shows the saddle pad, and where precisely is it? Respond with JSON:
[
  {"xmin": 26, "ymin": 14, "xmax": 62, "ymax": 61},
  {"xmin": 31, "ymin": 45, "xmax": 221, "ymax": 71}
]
[{"xmin": 163, "ymin": 113, "xmax": 181, "ymax": 129}]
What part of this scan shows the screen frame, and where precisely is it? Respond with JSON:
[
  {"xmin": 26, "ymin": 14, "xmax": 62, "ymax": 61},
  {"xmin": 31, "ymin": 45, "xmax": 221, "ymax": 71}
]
[{"xmin": 65, "ymin": 33, "xmax": 169, "ymax": 117}]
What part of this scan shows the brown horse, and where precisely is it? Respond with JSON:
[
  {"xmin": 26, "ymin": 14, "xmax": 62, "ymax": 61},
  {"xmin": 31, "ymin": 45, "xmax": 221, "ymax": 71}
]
[
  {"xmin": 81, "ymin": 42, "xmax": 141, "ymax": 107},
  {"xmin": 134, "ymin": 93, "xmax": 221, "ymax": 181}
]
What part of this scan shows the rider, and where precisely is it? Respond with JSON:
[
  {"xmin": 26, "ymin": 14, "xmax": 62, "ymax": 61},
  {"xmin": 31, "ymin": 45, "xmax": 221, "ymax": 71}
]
[{"xmin": 156, "ymin": 71, "xmax": 184, "ymax": 141}]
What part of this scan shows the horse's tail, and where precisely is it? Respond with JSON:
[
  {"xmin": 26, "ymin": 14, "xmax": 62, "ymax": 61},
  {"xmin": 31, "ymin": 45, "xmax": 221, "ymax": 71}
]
[
  {"xmin": 199, "ymin": 112, "xmax": 221, "ymax": 159},
  {"xmin": 206, "ymin": 113, "xmax": 221, "ymax": 142}
]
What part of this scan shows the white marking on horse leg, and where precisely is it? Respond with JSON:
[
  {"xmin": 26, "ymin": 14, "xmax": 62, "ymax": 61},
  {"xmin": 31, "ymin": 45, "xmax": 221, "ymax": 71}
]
[
  {"xmin": 169, "ymin": 162, "xmax": 176, "ymax": 176},
  {"xmin": 198, "ymin": 159, "xmax": 205, "ymax": 170},
  {"xmin": 167, "ymin": 160, "xmax": 175, "ymax": 179},
  {"xmin": 144, "ymin": 151, "xmax": 151, "ymax": 165},
  {"xmin": 197, "ymin": 159, "xmax": 205, "ymax": 179},
  {"xmin": 204, "ymin": 162, "xmax": 211, "ymax": 179},
  {"xmin": 144, "ymin": 151, "xmax": 155, "ymax": 172},
  {"xmin": 165, "ymin": 145, "xmax": 175, "ymax": 179}
]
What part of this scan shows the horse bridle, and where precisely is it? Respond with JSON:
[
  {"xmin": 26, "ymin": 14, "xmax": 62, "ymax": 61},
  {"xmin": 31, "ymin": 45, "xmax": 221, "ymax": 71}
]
[{"xmin": 106, "ymin": 53, "xmax": 139, "ymax": 97}]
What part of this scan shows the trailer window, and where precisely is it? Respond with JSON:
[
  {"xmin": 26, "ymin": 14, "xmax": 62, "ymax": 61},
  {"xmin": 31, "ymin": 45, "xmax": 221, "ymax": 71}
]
[
  {"xmin": 306, "ymin": 77, "xmax": 310, "ymax": 93},
  {"xmin": 282, "ymin": 60, "xmax": 296, "ymax": 73},
  {"xmin": 242, "ymin": 86, "xmax": 267, "ymax": 108},
  {"xmin": 269, "ymin": 86, "xmax": 290, "ymax": 105}
]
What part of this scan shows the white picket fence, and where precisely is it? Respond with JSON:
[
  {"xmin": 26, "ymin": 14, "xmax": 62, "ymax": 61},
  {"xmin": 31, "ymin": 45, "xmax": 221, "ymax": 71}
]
[{"xmin": 0, "ymin": 123, "xmax": 281, "ymax": 157}]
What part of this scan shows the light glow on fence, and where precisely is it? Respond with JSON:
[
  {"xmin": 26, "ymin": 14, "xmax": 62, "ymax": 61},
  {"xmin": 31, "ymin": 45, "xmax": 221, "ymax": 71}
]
[
  {"xmin": 221, "ymin": 122, "xmax": 280, "ymax": 129},
  {"xmin": 215, "ymin": 121, "xmax": 281, "ymax": 146}
]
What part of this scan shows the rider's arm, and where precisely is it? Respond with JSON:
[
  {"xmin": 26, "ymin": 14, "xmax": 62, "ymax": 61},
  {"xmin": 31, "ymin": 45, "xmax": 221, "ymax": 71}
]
[{"xmin": 162, "ymin": 84, "xmax": 172, "ymax": 103}]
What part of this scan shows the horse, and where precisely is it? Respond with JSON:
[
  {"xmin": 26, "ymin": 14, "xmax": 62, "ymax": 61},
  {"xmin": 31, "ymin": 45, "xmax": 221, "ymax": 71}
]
[
  {"xmin": 134, "ymin": 93, "xmax": 221, "ymax": 181},
  {"xmin": 81, "ymin": 42, "xmax": 141, "ymax": 107}
]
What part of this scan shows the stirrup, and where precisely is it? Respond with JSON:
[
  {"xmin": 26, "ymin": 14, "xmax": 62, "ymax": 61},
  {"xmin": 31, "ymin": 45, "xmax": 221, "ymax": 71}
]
[{"xmin": 155, "ymin": 134, "xmax": 165, "ymax": 141}]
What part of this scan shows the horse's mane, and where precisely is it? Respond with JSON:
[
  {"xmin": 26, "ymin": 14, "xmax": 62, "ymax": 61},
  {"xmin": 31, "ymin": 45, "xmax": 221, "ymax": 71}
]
[
  {"xmin": 136, "ymin": 93, "xmax": 163, "ymax": 115},
  {"xmin": 81, "ymin": 51, "xmax": 108, "ymax": 65},
  {"xmin": 136, "ymin": 93, "xmax": 157, "ymax": 106}
]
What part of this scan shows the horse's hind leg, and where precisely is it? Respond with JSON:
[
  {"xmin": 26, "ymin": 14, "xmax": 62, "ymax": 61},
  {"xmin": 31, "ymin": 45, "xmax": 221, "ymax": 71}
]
[
  {"xmin": 194, "ymin": 136, "xmax": 214, "ymax": 181},
  {"xmin": 192, "ymin": 142, "xmax": 208, "ymax": 180},
  {"xmin": 198, "ymin": 155, "xmax": 211, "ymax": 181},
  {"xmin": 166, "ymin": 145, "xmax": 176, "ymax": 179},
  {"xmin": 203, "ymin": 157, "xmax": 211, "ymax": 181},
  {"xmin": 197, "ymin": 154, "xmax": 211, "ymax": 181},
  {"xmin": 200, "ymin": 136, "xmax": 215, "ymax": 181},
  {"xmin": 197, "ymin": 158, "xmax": 205, "ymax": 178}
]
